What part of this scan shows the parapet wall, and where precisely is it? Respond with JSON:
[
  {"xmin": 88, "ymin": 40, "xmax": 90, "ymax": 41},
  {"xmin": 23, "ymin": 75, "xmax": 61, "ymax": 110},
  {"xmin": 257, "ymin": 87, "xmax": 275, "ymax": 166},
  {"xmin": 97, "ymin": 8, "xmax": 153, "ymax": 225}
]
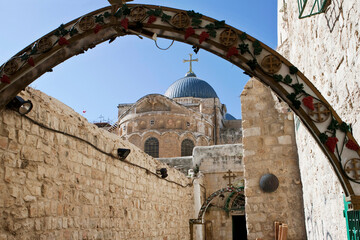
[{"xmin": 0, "ymin": 88, "xmax": 194, "ymax": 240}]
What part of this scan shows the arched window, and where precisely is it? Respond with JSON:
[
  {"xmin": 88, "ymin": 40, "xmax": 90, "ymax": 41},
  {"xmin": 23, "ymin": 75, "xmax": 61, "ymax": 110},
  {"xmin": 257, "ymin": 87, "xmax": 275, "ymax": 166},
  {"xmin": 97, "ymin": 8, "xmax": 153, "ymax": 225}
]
[
  {"xmin": 144, "ymin": 137, "xmax": 159, "ymax": 158},
  {"xmin": 181, "ymin": 139, "xmax": 195, "ymax": 156}
]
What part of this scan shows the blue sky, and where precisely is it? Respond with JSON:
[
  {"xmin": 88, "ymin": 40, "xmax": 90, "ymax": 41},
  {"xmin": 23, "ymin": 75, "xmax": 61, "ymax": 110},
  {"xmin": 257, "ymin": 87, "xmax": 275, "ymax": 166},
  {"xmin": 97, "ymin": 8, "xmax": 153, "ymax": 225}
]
[{"xmin": 0, "ymin": 0, "xmax": 278, "ymax": 123}]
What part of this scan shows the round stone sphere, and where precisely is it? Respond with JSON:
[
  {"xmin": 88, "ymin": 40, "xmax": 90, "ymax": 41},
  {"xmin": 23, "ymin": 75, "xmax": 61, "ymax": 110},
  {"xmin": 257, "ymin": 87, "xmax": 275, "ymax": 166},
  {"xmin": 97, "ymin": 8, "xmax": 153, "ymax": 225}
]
[{"xmin": 259, "ymin": 173, "xmax": 279, "ymax": 193}]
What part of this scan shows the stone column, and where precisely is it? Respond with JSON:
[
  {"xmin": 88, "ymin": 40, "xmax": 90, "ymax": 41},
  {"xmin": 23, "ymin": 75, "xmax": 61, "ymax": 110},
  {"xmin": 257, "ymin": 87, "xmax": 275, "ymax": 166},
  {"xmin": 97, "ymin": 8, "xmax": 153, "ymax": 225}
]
[{"xmin": 241, "ymin": 78, "xmax": 306, "ymax": 240}]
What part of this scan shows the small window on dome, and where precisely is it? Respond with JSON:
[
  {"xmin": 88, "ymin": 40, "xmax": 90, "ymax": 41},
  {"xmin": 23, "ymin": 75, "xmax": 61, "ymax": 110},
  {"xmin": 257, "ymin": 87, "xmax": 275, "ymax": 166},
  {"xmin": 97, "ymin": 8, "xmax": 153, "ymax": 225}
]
[
  {"xmin": 187, "ymin": 122, "xmax": 190, "ymax": 127},
  {"xmin": 150, "ymin": 120, "xmax": 155, "ymax": 126}
]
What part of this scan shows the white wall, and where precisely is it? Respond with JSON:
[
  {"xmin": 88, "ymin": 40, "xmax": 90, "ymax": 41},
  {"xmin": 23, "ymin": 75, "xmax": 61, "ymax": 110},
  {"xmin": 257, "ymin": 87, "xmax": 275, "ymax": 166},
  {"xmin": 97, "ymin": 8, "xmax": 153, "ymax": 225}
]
[{"xmin": 277, "ymin": 0, "xmax": 360, "ymax": 239}]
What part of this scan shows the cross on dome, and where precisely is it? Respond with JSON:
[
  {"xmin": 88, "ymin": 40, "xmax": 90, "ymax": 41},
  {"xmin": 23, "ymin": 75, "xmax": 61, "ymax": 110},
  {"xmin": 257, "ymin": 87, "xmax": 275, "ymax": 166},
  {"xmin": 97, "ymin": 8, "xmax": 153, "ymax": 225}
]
[{"xmin": 183, "ymin": 54, "xmax": 198, "ymax": 75}]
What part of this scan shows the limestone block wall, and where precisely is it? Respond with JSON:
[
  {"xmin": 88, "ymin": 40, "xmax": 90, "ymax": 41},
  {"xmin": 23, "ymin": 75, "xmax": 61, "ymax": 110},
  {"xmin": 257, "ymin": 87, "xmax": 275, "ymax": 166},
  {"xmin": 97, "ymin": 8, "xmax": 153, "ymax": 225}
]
[
  {"xmin": 277, "ymin": 0, "xmax": 360, "ymax": 239},
  {"xmin": 241, "ymin": 79, "xmax": 306, "ymax": 240},
  {"xmin": 0, "ymin": 88, "xmax": 194, "ymax": 240}
]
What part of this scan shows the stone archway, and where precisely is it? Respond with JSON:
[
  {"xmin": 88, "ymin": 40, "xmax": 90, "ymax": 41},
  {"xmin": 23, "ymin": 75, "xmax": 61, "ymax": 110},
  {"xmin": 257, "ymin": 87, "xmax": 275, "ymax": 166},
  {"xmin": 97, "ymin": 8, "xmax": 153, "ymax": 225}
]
[
  {"xmin": 189, "ymin": 187, "xmax": 244, "ymax": 239},
  {"xmin": 0, "ymin": 3, "xmax": 360, "ymax": 205}
]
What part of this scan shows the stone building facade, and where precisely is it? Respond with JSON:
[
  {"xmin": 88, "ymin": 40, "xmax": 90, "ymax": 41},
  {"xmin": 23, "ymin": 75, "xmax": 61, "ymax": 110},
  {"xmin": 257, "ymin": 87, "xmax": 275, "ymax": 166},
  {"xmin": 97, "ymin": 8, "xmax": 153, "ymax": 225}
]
[
  {"xmin": 277, "ymin": 0, "xmax": 360, "ymax": 239},
  {"xmin": 116, "ymin": 71, "xmax": 242, "ymax": 159}
]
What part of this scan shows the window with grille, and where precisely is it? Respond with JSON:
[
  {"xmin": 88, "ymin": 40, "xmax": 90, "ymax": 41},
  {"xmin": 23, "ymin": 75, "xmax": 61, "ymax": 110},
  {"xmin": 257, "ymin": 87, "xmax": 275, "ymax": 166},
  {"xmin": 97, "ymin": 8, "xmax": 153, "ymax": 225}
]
[
  {"xmin": 181, "ymin": 139, "xmax": 195, "ymax": 156},
  {"xmin": 144, "ymin": 137, "xmax": 159, "ymax": 158},
  {"xmin": 297, "ymin": 0, "xmax": 328, "ymax": 19}
]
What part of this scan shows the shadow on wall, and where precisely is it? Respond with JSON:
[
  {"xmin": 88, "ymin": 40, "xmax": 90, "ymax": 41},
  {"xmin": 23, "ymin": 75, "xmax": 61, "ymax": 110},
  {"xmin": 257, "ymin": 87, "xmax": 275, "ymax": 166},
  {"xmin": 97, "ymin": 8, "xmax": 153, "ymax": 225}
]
[{"xmin": 325, "ymin": 0, "xmax": 344, "ymax": 33}]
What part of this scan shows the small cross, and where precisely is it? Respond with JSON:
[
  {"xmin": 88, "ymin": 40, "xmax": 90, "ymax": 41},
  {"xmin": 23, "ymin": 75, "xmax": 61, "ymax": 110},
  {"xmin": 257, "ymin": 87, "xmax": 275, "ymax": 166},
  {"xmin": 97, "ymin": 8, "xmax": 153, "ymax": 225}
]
[
  {"xmin": 309, "ymin": 102, "xmax": 331, "ymax": 122},
  {"xmin": 223, "ymin": 170, "xmax": 237, "ymax": 187},
  {"xmin": 183, "ymin": 54, "xmax": 198, "ymax": 74},
  {"xmin": 346, "ymin": 159, "xmax": 360, "ymax": 180}
]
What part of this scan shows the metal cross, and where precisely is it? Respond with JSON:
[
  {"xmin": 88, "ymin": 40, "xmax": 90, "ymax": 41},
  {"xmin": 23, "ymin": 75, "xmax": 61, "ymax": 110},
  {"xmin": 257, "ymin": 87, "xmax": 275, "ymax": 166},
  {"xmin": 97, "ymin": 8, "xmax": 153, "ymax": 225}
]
[
  {"xmin": 346, "ymin": 159, "xmax": 360, "ymax": 180},
  {"xmin": 309, "ymin": 102, "xmax": 331, "ymax": 122},
  {"xmin": 223, "ymin": 170, "xmax": 237, "ymax": 187},
  {"xmin": 261, "ymin": 55, "xmax": 281, "ymax": 74},
  {"xmin": 183, "ymin": 54, "xmax": 198, "ymax": 74}
]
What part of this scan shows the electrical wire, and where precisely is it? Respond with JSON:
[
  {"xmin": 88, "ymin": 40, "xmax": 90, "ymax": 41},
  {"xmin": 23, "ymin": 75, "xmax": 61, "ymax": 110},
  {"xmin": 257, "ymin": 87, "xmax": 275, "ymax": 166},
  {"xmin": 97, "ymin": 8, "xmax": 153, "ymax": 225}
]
[
  {"xmin": 155, "ymin": 39, "xmax": 174, "ymax": 50},
  {"xmin": 23, "ymin": 114, "xmax": 193, "ymax": 188}
]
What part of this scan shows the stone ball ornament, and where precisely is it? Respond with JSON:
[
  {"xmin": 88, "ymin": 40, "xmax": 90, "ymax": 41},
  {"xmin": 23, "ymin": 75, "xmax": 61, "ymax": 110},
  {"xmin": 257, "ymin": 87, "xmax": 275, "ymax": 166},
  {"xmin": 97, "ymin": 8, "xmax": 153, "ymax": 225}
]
[{"xmin": 259, "ymin": 173, "xmax": 279, "ymax": 193}]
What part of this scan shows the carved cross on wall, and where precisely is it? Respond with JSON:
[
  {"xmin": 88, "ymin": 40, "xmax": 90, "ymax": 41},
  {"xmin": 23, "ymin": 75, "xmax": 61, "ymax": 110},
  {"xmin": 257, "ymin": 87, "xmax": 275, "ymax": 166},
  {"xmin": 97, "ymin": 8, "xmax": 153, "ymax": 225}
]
[{"xmin": 223, "ymin": 170, "xmax": 237, "ymax": 187}]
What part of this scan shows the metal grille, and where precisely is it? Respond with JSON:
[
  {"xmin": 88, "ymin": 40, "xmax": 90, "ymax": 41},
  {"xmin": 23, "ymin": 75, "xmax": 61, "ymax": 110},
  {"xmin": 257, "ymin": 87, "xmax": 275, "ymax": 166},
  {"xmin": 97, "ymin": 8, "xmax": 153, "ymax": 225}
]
[
  {"xmin": 144, "ymin": 137, "xmax": 159, "ymax": 158},
  {"xmin": 344, "ymin": 197, "xmax": 360, "ymax": 240},
  {"xmin": 181, "ymin": 139, "xmax": 194, "ymax": 156},
  {"xmin": 297, "ymin": 0, "xmax": 328, "ymax": 19},
  {"xmin": 231, "ymin": 194, "xmax": 245, "ymax": 211},
  {"xmin": 347, "ymin": 210, "xmax": 360, "ymax": 240}
]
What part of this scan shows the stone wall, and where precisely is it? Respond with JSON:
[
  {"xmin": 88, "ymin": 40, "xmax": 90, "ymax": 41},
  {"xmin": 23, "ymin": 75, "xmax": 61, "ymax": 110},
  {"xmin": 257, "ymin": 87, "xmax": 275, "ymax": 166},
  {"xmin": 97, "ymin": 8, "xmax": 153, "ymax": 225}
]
[
  {"xmin": 0, "ymin": 88, "xmax": 194, "ymax": 240},
  {"xmin": 241, "ymin": 78, "xmax": 306, "ymax": 240},
  {"xmin": 158, "ymin": 156, "xmax": 193, "ymax": 175},
  {"xmin": 219, "ymin": 120, "xmax": 242, "ymax": 145},
  {"xmin": 277, "ymin": 0, "xmax": 360, "ymax": 238}
]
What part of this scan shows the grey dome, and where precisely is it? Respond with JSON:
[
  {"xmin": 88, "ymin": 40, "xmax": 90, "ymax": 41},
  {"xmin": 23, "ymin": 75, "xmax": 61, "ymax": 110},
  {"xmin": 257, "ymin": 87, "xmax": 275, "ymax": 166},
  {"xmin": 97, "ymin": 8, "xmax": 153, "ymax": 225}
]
[
  {"xmin": 164, "ymin": 72, "xmax": 218, "ymax": 99},
  {"xmin": 225, "ymin": 113, "xmax": 236, "ymax": 120}
]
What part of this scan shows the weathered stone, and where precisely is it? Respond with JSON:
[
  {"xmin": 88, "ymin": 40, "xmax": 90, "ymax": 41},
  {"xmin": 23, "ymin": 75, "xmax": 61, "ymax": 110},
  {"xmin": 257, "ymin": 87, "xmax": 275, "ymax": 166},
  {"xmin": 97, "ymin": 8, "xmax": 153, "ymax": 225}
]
[
  {"xmin": 243, "ymin": 127, "xmax": 261, "ymax": 137},
  {"xmin": 24, "ymin": 195, "xmax": 36, "ymax": 202},
  {"xmin": 278, "ymin": 135, "xmax": 292, "ymax": 145},
  {"xmin": 11, "ymin": 206, "xmax": 28, "ymax": 219},
  {"xmin": 21, "ymin": 146, "xmax": 43, "ymax": 162},
  {"xmin": 0, "ymin": 136, "xmax": 8, "ymax": 150}
]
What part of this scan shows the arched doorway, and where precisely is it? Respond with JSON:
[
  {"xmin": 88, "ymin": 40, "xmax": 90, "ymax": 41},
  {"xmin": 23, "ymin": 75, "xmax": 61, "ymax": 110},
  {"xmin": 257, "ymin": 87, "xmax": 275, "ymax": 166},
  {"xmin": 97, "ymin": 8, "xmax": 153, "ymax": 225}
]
[
  {"xmin": 190, "ymin": 187, "xmax": 245, "ymax": 240},
  {"xmin": 0, "ymin": 0, "xmax": 359, "ymax": 212}
]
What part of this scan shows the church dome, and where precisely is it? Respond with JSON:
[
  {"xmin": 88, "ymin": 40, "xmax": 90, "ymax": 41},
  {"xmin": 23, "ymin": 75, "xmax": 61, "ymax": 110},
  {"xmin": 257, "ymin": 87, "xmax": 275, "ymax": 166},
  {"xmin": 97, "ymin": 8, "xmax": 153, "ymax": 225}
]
[
  {"xmin": 225, "ymin": 113, "xmax": 236, "ymax": 120},
  {"xmin": 164, "ymin": 72, "xmax": 218, "ymax": 99}
]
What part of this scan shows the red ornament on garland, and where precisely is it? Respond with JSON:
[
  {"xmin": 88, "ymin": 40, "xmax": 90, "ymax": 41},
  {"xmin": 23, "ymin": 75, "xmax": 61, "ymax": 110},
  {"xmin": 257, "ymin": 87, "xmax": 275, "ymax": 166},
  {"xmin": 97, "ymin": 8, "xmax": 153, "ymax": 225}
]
[
  {"xmin": 325, "ymin": 137, "xmax": 338, "ymax": 153},
  {"xmin": 199, "ymin": 31, "xmax": 210, "ymax": 44},
  {"xmin": 121, "ymin": 18, "xmax": 129, "ymax": 30},
  {"xmin": 346, "ymin": 139, "xmax": 360, "ymax": 151},
  {"xmin": 58, "ymin": 37, "xmax": 69, "ymax": 46},
  {"xmin": 94, "ymin": 24, "xmax": 102, "ymax": 34},
  {"xmin": 147, "ymin": 15, "xmax": 157, "ymax": 24},
  {"xmin": 226, "ymin": 46, "xmax": 238, "ymax": 58},
  {"xmin": 27, "ymin": 57, "xmax": 35, "ymax": 67},
  {"xmin": 0, "ymin": 75, "xmax": 10, "ymax": 84},
  {"xmin": 302, "ymin": 96, "xmax": 315, "ymax": 111},
  {"xmin": 185, "ymin": 27, "xmax": 195, "ymax": 40}
]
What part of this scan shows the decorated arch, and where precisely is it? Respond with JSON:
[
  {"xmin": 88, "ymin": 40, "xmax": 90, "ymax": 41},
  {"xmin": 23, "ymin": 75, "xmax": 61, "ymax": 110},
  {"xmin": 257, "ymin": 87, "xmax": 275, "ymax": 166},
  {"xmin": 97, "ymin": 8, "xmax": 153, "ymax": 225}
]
[
  {"xmin": 190, "ymin": 186, "xmax": 244, "ymax": 225},
  {"xmin": 1, "ymin": 3, "xmax": 360, "ymax": 206}
]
